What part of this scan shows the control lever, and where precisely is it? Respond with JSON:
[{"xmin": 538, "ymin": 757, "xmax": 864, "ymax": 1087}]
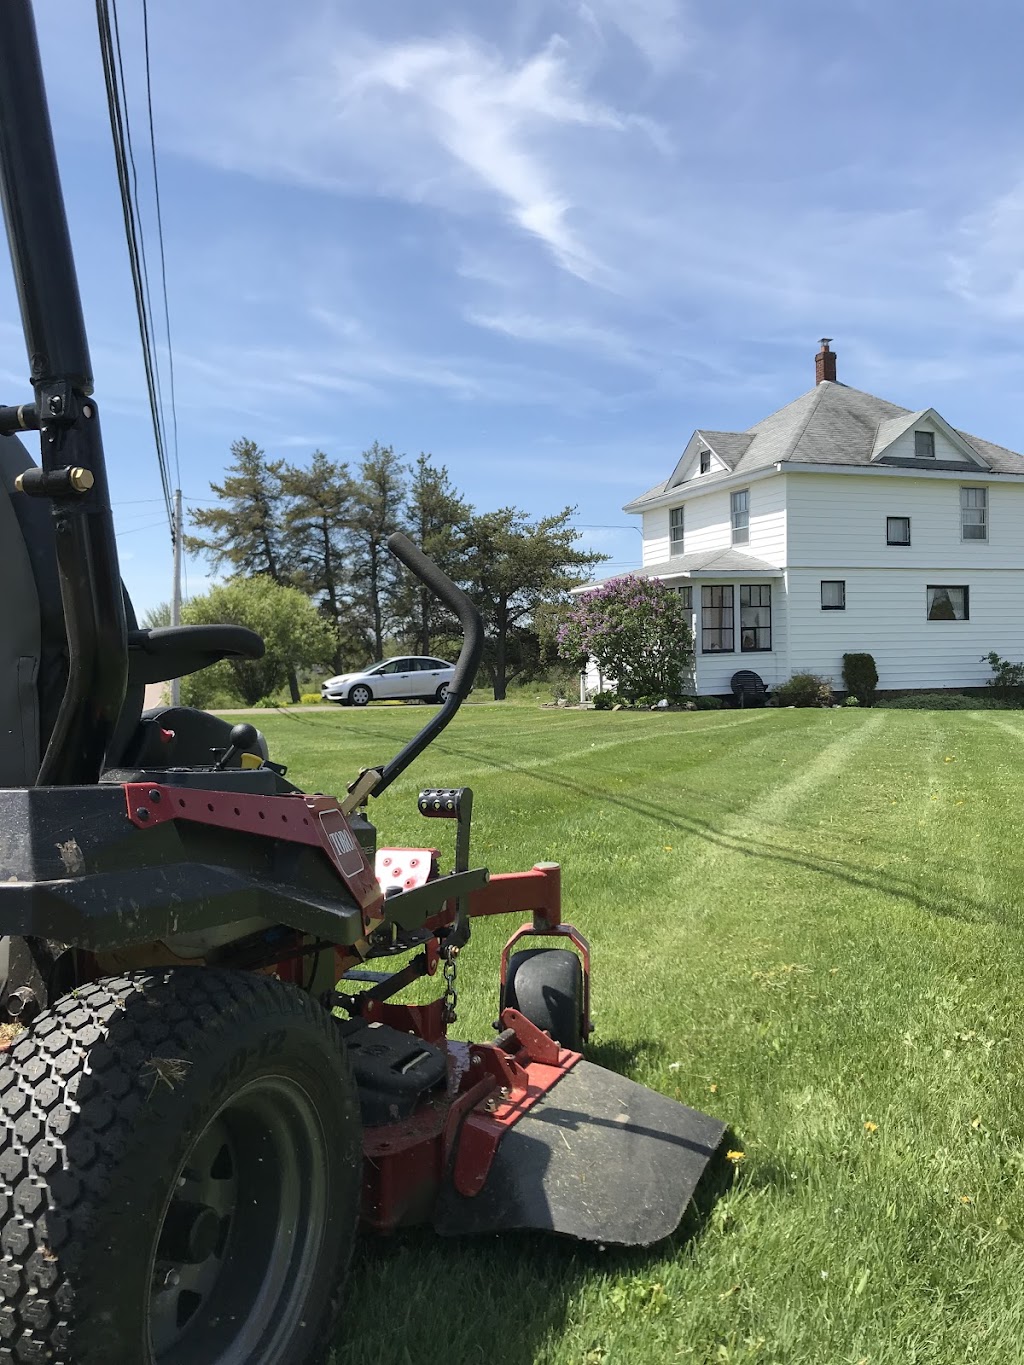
[{"xmin": 215, "ymin": 722, "xmax": 260, "ymax": 771}]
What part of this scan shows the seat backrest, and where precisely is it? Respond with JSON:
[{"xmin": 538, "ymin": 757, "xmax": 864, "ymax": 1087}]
[
  {"xmin": 730, "ymin": 669, "xmax": 765, "ymax": 695},
  {"xmin": 0, "ymin": 431, "xmax": 44, "ymax": 786},
  {"xmin": 0, "ymin": 435, "xmax": 147, "ymax": 784}
]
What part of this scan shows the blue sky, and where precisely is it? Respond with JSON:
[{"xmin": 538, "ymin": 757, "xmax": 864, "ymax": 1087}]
[{"xmin": 4, "ymin": 0, "xmax": 1024, "ymax": 612}]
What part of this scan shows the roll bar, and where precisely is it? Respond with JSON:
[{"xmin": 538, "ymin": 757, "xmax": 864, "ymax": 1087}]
[{"xmin": 371, "ymin": 533, "xmax": 484, "ymax": 798}]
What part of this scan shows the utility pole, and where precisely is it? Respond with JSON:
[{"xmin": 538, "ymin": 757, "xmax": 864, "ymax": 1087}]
[{"xmin": 170, "ymin": 487, "xmax": 182, "ymax": 705}]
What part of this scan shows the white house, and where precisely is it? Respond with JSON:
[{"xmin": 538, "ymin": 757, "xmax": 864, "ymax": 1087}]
[{"xmin": 587, "ymin": 341, "xmax": 1024, "ymax": 697}]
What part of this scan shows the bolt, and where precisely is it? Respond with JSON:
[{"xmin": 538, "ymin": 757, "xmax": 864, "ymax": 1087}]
[
  {"xmin": 48, "ymin": 395, "xmax": 62, "ymax": 416},
  {"xmin": 136, "ymin": 807, "xmax": 150, "ymax": 822},
  {"xmin": 68, "ymin": 467, "xmax": 94, "ymax": 493},
  {"xmin": 148, "ymin": 789, "xmax": 161, "ymax": 803},
  {"xmin": 163, "ymin": 1269, "xmax": 180, "ymax": 1290}
]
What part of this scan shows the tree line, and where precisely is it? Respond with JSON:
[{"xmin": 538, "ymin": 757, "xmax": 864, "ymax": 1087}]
[{"xmin": 175, "ymin": 438, "xmax": 605, "ymax": 702}]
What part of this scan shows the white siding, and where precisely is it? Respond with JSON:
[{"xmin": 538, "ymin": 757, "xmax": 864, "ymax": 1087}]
[
  {"xmin": 746, "ymin": 476, "xmax": 786, "ymax": 566},
  {"xmin": 786, "ymin": 473, "xmax": 1024, "ymax": 569},
  {"xmin": 678, "ymin": 490, "xmax": 732, "ymax": 555},
  {"xmin": 784, "ymin": 568, "xmax": 1023, "ymax": 690},
  {"xmin": 642, "ymin": 507, "xmax": 670, "ymax": 566}
]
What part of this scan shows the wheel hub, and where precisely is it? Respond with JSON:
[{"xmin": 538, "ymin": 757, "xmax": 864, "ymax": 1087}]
[{"xmin": 147, "ymin": 1076, "xmax": 329, "ymax": 1365}]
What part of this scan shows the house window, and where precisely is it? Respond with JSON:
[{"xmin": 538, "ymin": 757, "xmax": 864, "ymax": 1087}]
[
  {"xmin": 699, "ymin": 449, "xmax": 711, "ymax": 474},
  {"xmin": 673, "ymin": 585, "xmax": 693, "ymax": 610},
  {"xmin": 821, "ymin": 580, "xmax": 846, "ymax": 610},
  {"xmin": 887, "ymin": 516, "xmax": 911, "ymax": 545},
  {"xmin": 927, "ymin": 586, "xmax": 969, "ymax": 621},
  {"xmin": 701, "ymin": 585, "xmax": 734, "ymax": 653},
  {"xmin": 914, "ymin": 431, "xmax": 935, "ymax": 458},
  {"xmin": 740, "ymin": 585, "xmax": 771, "ymax": 651},
  {"xmin": 731, "ymin": 490, "xmax": 749, "ymax": 545},
  {"xmin": 961, "ymin": 486, "xmax": 988, "ymax": 541},
  {"xmin": 669, "ymin": 506, "xmax": 684, "ymax": 555}
]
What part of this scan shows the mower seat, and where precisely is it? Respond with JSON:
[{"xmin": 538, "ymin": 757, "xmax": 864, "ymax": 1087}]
[{"xmin": 0, "ymin": 432, "xmax": 265, "ymax": 785}]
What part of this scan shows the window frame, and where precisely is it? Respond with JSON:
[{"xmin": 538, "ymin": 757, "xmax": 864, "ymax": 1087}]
[
  {"xmin": 673, "ymin": 585, "xmax": 693, "ymax": 611},
  {"xmin": 701, "ymin": 584, "xmax": 734, "ymax": 654},
  {"xmin": 820, "ymin": 580, "xmax": 846, "ymax": 611},
  {"xmin": 886, "ymin": 515, "xmax": 911, "ymax": 546},
  {"xmin": 926, "ymin": 585, "xmax": 969, "ymax": 622},
  {"xmin": 699, "ymin": 449, "xmax": 711, "ymax": 475},
  {"xmin": 960, "ymin": 486, "xmax": 988, "ymax": 543},
  {"xmin": 669, "ymin": 505, "xmax": 685, "ymax": 556},
  {"xmin": 739, "ymin": 584, "xmax": 772, "ymax": 652},
  {"xmin": 914, "ymin": 430, "xmax": 935, "ymax": 459},
  {"xmin": 731, "ymin": 489, "xmax": 750, "ymax": 545}
]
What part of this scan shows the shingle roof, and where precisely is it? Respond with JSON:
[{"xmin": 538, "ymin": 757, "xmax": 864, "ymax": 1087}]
[
  {"xmin": 575, "ymin": 548, "xmax": 782, "ymax": 591},
  {"xmin": 624, "ymin": 381, "xmax": 1024, "ymax": 511},
  {"xmin": 696, "ymin": 430, "xmax": 753, "ymax": 469}
]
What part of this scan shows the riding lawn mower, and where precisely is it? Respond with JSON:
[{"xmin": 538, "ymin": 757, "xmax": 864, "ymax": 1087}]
[{"xmin": 0, "ymin": 3, "xmax": 726, "ymax": 1360}]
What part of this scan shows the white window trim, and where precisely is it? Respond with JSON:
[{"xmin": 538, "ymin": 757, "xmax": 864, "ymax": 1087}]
[
  {"xmin": 731, "ymin": 489, "xmax": 750, "ymax": 545},
  {"xmin": 960, "ymin": 486, "xmax": 988, "ymax": 544},
  {"xmin": 669, "ymin": 506, "xmax": 684, "ymax": 556}
]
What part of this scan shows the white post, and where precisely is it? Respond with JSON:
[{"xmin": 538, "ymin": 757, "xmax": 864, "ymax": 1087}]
[{"xmin": 170, "ymin": 488, "xmax": 182, "ymax": 706}]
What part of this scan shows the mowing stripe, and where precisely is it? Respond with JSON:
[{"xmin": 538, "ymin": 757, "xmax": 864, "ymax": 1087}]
[{"xmin": 434, "ymin": 711, "xmax": 776, "ymax": 782}]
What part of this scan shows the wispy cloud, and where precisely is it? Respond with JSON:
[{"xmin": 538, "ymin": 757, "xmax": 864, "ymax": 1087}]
[{"xmin": 949, "ymin": 179, "xmax": 1024, "ymax": 320}]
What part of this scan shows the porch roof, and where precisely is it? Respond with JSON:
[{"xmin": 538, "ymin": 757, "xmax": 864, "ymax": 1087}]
[{"xmin": 575, "ymin": 548, "xmax": 783, "ymax": 591}]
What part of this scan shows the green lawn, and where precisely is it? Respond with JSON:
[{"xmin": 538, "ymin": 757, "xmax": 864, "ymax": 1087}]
[{"xmin": 252, "ymin": 704, "xmax": 1024, "ymax": 1365}]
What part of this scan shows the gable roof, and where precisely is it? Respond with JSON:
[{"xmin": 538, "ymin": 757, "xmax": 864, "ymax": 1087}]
[{"xmin": 625, "ymin": 382, "xmax": 1024, "ymax": 510}]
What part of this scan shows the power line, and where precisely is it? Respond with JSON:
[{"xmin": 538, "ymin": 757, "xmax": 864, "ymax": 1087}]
[
  {"xmin": 141, "ymin": 0, "xmax": 179, "ymax": 491},
  {"xmin": 95, "ymin": 0, "xmax": 173, "ymax": 538}
]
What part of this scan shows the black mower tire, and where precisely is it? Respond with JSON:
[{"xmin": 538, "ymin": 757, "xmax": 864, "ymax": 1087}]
[
  {"xmin": 0, "ymin": 969, "xmax": 362, "ymax": 1365},
  {"xmin": 504, "ymin": 948, "xmax": 585, "ymax": 1051},
  {"xmin": 348, "ymin": 685, "xmax": 372, "ymax": 707}
]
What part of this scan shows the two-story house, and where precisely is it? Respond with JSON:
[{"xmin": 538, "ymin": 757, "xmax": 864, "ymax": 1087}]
[{"xmin": 595, "ymin": 341, "xmax": 1024, "ymax": 696}]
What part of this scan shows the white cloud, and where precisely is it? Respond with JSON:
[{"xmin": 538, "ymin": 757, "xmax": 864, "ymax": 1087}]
[
  {"xmin": 949, "ymin": 179, "xmax": 1024, "ymax": 320},
  {"xmin": 572, "ymin": 0, "xmax": 688, "ymax": 73}
]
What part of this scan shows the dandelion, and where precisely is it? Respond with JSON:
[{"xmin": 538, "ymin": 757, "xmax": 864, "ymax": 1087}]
[
  {"xmin": 863, "ymin": 1121, "xmax": 878, "ymax": 1133},
  {"xmin": 663, "ymin": 845, "xmax": 673, "ymax": 851},
  {"xmin": 945, "ymin": 756, "xmax": 955, "ymax": 763},
  {"xmin": 726, "ymin": 1149, "xmax": 745, "ymax": 1164},
  {"xmin": 709, "ymin": 1082, "xmax": 718, "ymax": 1093},
  {"xmin": 960, "ymin": 1195, "xmax": 973, "ymax": 1205}
]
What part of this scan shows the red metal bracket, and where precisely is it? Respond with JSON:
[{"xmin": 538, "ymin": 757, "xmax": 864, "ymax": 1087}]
[
  {"xmin": 452, "ymin": 1009, "xmax": 582, "ymax": 1198},
  {"xmin": 123, "ymin": 783, "xmax": 384, "ymax": 924}
]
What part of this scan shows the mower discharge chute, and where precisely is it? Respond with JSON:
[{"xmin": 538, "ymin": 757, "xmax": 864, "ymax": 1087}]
[{"xmin": 0, "ymin": 3, "xmax": 726, "ymax": 1360}]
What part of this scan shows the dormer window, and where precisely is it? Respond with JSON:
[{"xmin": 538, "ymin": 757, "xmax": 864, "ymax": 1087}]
[
  {"xmin": 699, "ymin": 449, "xmax": 711, "ymax": 474},
  {"xmin": 914, "ymin": 431, "xmax": 935, "ymax": 459}
]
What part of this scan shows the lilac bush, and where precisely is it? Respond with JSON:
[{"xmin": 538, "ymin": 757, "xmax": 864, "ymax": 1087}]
[{"xmin": 557, "ymin": 575, "xmax": 694, "ymax": 702}]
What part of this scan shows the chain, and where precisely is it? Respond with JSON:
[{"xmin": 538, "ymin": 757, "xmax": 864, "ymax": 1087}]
[{"xmin": 442, "ymin": 944, "xmax": 459, "ymax": 1025}]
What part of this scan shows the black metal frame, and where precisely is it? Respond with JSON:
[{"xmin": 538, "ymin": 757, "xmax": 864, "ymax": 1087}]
[{"xmin": 0, "ymin": 0, "xmax": 127, "ymax": 786}]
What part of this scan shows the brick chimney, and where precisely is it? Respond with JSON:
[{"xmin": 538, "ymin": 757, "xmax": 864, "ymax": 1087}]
[{"xmin": 815, "ymin": 337, "xmax": 836, "ymax": 385}]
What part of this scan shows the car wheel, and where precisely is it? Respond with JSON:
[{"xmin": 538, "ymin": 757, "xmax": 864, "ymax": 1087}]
[
  {"xmin": 348, "ymin": 685, "xmax": 372, "ymax": 707},
  {"xmin": 435, "ymin": 684, "xmax": 449, "ymax": 704}
]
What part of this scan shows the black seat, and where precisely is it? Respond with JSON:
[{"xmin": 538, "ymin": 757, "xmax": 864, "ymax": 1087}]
[
  {"xmin": 1, "ymin": 434, "xmax": 265, "ymax": 784},
  {"xmin": 730, "ymin": 670, "xmax": 768, "ymax": 708}
]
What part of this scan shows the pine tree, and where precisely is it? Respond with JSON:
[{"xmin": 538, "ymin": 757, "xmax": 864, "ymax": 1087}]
[
  {"xmin": 280, "ymin": 451, "xmax": 355, "ymax": 672},
  {"xmin": 346, "ymin": 443, "xmax": 408, "ymax": 661},
  {"xmin": 400, "ymin": 454, "xmax": 472, "ymax": 655}
]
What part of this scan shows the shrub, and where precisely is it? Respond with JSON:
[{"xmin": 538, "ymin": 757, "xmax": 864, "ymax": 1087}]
[
  {"xmin": 300, "ymin": 692, "xmax": 323, "ymax": 705},
  {"xmin": 983, "ymin": 652, "xmax": 1024, "ymax": 705},
  {"xmin": 592, "ymin": 690, "xmax": 618, "ymax": 710},
  {"xmin": 694, "ymin": 695, "xmax": 725, "ymax": 710},
  {"xmin": 842, "ymin": 653, "xmax": 878, "ymax": 706},
  {"xmin": 252, "ymin": 697, "xmax": 278, "ymax": 709},
  {"xmin": 557, "ymin": 576, "xmax": 694, "ymax": 703},
  {"xmin": 772, "ymin": 673, "xmax": 833, "ymax": 708},
  {"xmin": 843, "ymin": 695, "xmax": 861, "ymax": 707},
  {"xmin": 879, "ymin": 692, "xmax": 1001, "ymax": 711}
]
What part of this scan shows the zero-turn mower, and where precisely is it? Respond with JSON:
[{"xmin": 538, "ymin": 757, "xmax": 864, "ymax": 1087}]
[{"xmin": 0, "ymin": 3, "xmax": 726, "ymax": 1361}]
